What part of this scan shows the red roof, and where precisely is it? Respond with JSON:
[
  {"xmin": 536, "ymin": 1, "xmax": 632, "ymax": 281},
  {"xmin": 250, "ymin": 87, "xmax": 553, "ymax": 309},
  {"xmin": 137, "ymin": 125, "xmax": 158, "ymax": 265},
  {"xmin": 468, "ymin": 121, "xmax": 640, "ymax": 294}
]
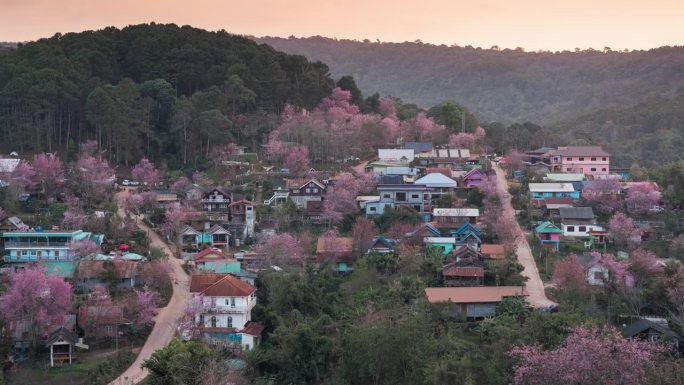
[
  {"xmin": 240, "ymin": 322, "xmax": 265, "ymax": 336},
  {"xmin": 480, "ymin": 244, "xmax": 506, "ymax": 259},
  {"xmin": 194, "ymin": 248, "xmax": 236, "ymax": 261},
  {"xmin": 190, "ymin": 273, "xmax": 256, "ymax": 297},
  {"xmin": 442, "ymin": 266, "xmax": 484, "ymax": 277}
]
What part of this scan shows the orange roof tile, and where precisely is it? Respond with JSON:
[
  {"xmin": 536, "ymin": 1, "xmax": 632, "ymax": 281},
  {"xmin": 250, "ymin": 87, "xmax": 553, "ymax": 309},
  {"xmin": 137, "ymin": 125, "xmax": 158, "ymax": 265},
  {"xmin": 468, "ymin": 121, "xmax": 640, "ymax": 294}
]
[{"xmin": 190, "ymin": 273, "xmax": 256, "ymax": 297}]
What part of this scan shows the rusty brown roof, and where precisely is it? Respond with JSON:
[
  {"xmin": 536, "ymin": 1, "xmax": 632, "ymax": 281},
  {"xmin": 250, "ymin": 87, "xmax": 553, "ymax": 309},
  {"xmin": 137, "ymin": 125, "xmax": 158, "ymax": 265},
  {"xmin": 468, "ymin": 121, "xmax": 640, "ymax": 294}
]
[
  {"xmin": 480, "ymin": 244, "xmax": 506, "ymax": 258},
  {"xmin": 190, "ymin": 273, "xmax": 256, "ymax": 297},
  {"xmin": 442, "ymin": 266, "xmax": 484, "ymax": 277},
  {"xmin": 425, "ymin": 286, "xmax": 528, "ymax": 304},
  {"xmin": 74, "ymin": 260, "xmax": 138, "ymax": 280}
]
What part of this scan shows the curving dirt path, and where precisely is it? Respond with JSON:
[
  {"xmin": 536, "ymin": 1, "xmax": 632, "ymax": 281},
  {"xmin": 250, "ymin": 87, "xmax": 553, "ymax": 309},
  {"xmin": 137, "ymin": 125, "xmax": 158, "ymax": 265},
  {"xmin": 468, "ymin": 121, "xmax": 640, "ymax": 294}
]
[
  {"xmin": 109, "ymin": 192, "xmax": 190, "ymax": 385},
  {"xmin": 492, "ymin": 165, "xmax": 557, "ymax": 309}
]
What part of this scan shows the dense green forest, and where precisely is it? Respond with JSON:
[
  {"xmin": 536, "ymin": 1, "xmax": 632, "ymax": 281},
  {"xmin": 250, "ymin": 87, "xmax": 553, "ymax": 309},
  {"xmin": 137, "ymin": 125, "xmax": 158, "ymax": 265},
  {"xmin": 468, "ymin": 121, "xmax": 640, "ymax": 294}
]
[
  {"xmin": 0, "ymin": 24, "xmax": 334, "ymax": 167},
  {"xmin": 255, "ymin": 36, "xmax": 684, "ymax": 124}
]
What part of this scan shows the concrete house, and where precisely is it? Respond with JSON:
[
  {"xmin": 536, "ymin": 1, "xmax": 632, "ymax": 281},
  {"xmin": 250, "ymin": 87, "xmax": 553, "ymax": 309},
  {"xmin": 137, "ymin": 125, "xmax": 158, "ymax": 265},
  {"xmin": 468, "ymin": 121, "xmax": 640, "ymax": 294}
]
[
  {"xmin": 365, "ymin": 184, "xmax": 434, "ymax": 220},
  {"xmin": 548, "ymin": 146, "xmax": 610, "ymax": 178},
  {"xmin": 559, "ymin": 207, "xmax": 604, "ymax": 237},
  {"xmin": 528, "ymin": 183, "xmax": 580, "ymax": 203}
]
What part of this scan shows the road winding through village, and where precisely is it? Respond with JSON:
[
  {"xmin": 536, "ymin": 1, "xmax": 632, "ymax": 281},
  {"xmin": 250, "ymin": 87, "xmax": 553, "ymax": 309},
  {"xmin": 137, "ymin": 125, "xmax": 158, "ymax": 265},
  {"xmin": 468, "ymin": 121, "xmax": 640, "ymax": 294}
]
[
  {"xmin": 492, "ymin": 165, "xmax": 557, "ymax": 309},
  {"xmin": 110, "ymin": 192, "xmax": 191, "ymax": 385}
]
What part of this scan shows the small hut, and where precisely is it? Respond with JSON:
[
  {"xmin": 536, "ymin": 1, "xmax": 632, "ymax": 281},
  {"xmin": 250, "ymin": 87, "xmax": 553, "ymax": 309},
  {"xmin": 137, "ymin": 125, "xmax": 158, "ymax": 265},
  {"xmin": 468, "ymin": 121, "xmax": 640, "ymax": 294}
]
[{"xmin": 45, "ymin": 327, "xmax": 80, "ymax": 367}]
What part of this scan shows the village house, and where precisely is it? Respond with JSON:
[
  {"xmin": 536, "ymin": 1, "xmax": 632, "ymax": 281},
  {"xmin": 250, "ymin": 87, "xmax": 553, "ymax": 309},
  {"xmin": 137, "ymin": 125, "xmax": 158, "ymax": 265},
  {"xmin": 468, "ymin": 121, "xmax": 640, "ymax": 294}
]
[
  {"xmin": 45, "ymin": 327, "xmax": 85, "ymax": 367},
  {"xmin": 378, "ymin": 148, "xmax": 415, "ymax": 163},
  {"xmin": 189, "ymin": 273, "xmax": 262, "ymax": 351},
  {"xmin": 365, "ymin": 184, "xmax": 434, "ymax": 220},
  {"xmin": 432, "ymin": 208, "xmax": 479, "ymax": 226},
  {"xmin": 547, "ymin": 146, "xmax": 610, "ymax": 178},
  {"xmin": 403, "ymin": 141, "xmax": 433, "ymax": 155},
  {"xmin": 480, "ymin": 244, "xmax": 506, "ymax": 260},
  {"xmin": 424, "ymin": 237, "xmax": 457, "ymax": 255},
  {"xmin": 449, "ymin": 244, "xmax": 483, "ymax": 261},
  {"xmin": 622, "ymin": 319, "xmax": 680, "ymax": 348},
  {"xmin": 442, "ymin": 259, "xmax": 485, "ymax": 287},
  {"xmin": 286, "ymin": 179, "xmax": 327, "ymax": 208},
  {"xmin": 544, "ymin": 173, "xmax": 586, "ymax": 183},
  {"xmin": 316, "ymin": 236, "xmax": 355, "ymax": 272},
  {"xmin": 535, "ymin": 221, "xmax": 563, "ymax": 251},
  {"xmin": 414, "ymin": 173, "xmax": 458, "ymax": 197},
  {"xmin": 461, "ymin": 168, "xmax": 485, "ymax": 188},
  {"xmin": 78, "ymin": 303, "xmax": 124, "ymax": 340},
  {"xmin": 450, "ymin": 222, "xmax": 482, "ymax": 248},
  {"xmin": 153, "ymin": 189, "xmax": 179, "ymax": 207},
  {"xmin": 528, "ymin": 183, "xmax": 580, "ymax": 204},
  {"xmin": 193, "ymin": 248, "xmax": 241, "ymax": 274},
  {"xmin": 559, "ymin": 207, "xmax": 604, "ymax": 237},
  {"xmin": 425, "ymin": 286, "xmax": 528, "ymax": 319},
  {"xmin": 201, "ymin": 187, "xmax": 232, "ymax": 223},
  {"xmin": 2, "ymin": 229, "xmax": 104, "ymax": 264},
  {"xmin": 415, "ymin": 148, "xmax": 472, "ymax": 169},
  {"xmin": 366, "ymin": 236, "xmax": 397, "ymax": 254},
  {"xmin": 543, "ymin": 197, "xmax": 575, "ymax": 219},
  {"xmin": 74, "ymin": 259, "xmax": 140, "ymax": 289}
]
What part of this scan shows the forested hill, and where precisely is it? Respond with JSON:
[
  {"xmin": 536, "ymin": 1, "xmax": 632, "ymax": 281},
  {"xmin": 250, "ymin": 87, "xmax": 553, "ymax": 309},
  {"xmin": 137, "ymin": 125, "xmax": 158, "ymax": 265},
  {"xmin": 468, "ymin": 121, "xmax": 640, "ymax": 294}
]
[
  {"xmin": 0, "ymin": 24, "xmax": 334, "ymax": 166},
  {"xmin": 255, "ymin": 36, "xmax": 684, "ymax": 123}
]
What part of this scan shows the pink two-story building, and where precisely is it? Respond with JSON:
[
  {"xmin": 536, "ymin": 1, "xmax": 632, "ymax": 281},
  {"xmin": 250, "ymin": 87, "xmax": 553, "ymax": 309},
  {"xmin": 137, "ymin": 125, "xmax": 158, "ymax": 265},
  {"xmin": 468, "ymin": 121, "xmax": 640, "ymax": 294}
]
[{"xmin": 548, "ymin": 146, "xmax": 610, "ymax": 178}]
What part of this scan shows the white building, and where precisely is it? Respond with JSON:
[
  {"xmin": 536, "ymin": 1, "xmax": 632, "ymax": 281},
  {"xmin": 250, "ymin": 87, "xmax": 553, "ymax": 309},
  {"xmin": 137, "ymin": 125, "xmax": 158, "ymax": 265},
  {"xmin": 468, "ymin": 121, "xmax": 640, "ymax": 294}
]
[
  {"xmin": 378, "ymin": 149, "xmax": 415, "ymax": 162},
  {"xmin": 189, "ymin": 273, "xmax": 263, "ymax": 351}
]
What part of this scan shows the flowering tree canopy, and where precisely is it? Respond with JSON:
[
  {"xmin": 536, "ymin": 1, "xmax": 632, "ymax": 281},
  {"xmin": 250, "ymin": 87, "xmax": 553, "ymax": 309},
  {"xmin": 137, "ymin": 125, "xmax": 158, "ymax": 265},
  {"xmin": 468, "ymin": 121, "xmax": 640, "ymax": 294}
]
[
  {"xmin": 33, "ymin": 153, "xmax": 65, "ymax": 199},
  {"xmin": 284, "ymin": 145, "xmax": 310, "ymax": 177},
  {"xmin": 130, "ymin": 288, "xmax": 159, "ymax": 327},
  {"xmin": 625, "ymin": 183, "xmax": 661, "ymax": 213},
  {"xmin": 608, "ymin": 212, "xmax": 642, "ymax": 250},
  {"xmin": 582, "ymin": 179, "xmax": 623, "ymax": 214},
  {"xmin": 0, "ymin": 266, "xmax": 72, "ymax": 339},
  {"xmin": 552, "ymin": 254, "xmax": 588, "ymax": 292},
  {"xmin": 254, "ymin": 233, "xmax": 305, "ymax": 266},
  {"xmin": 132, "ymin": 157, "xmax": 162, "ymax": 185},
  {"xmin": 510, "ymin": 326, "xmax": 669, "ymax": 385}
]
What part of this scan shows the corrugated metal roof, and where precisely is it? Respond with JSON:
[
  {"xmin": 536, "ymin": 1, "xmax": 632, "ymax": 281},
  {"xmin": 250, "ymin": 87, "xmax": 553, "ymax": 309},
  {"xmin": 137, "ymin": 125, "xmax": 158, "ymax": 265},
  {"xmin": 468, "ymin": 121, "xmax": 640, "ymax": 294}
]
[
  {"xmin": 528, "ymin": 183, "xmax": 575, "ymax": 193},
  {"xmin": 425, "ymin": 286, "xmax": 528, "ymax": 303},
  {"xmin": 433, "ymin": 208, "xmax": 479, "ymax": 217}
]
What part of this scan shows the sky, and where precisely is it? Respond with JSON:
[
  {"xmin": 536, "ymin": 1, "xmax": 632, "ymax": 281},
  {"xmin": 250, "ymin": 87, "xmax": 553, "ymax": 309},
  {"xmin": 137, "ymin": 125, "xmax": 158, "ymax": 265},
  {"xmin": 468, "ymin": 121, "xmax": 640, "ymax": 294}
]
[{"xmin": 1, "ymin": 0, "xmax": 682, "ymax": 51}]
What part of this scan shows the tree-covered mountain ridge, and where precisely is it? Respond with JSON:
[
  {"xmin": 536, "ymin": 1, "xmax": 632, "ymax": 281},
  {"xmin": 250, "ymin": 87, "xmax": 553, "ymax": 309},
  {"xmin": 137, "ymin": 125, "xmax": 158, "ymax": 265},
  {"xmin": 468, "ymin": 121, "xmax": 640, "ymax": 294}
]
[{"xmin": 254, "ymin": 36, "xmax": 684, "ymax": 123}]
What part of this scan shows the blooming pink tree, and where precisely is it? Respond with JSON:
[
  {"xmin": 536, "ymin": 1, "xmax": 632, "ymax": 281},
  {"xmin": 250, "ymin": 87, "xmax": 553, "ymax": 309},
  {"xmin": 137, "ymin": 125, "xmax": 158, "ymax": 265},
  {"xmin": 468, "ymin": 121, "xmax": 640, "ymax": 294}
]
[
  {"xmin": 76, "ymin": 140, "xmax": 115, "ymax": 198},
  {"xmin": 510, "ymin": 326, "xmax": 665, "ymax": 385},
  {"xmin": 582, "ymin": 179, "xmax": 623, "ymax": 214},
  {"xmin": 69, "ymin": 239, "xmax": 101, "ymax": 258},
  {"xmin": 284, "ymin": 145, "xmax": 310, "ymax": 177},
  {"xmin": 626, "ymin": 183, "xmax": 661, "ymax": 214},
  {"xmin": 0, "ymin": 266, "xmax": 72, "ymax": 342},
  {"xmin": 552, "ymin": 254, "xmax": 588, "ymax": 293},
  {"xmin": 132, "ymin": 157, "xmax": 162, "ymax": 186},
  {"xmin": 628, "ymin": 249, "xmax": 661, "ymax": 286},
  {"xmin": 129, "ymin": 288, "xmax": 159, "ymax": 327},
  {"xmin": 448, "ymin": 133, "xmax": 476, "ymax": 149},
  {"xmin": 608, "ymin": 212, "xmax": 643, "ymax": 250},
  {"xmin": 33, "ymin": 153, "xmax": 64, "ymax": 200},
  {"xmin": 352, "ymin": 216, "xmax": 378, "ymax": 254},
  {"xmin": 254, "ymin": 233, "xmax": 305, "ymax": 267},
  {"xmin": 160, "ymin": 203, "xmax": 189, "ymax": 254},
  {"xmin": 322, "ymin": 172, "xmax": 363, "ymax": 224},
  {"xmin": 171, "ymin": 176, "xmax": 193, "ymax": 195},
  {"xmin": 62, "ymin": 195, "xmax": 89, "ymax": 230},
  {"xmin": 10, "ymin": 160, "xmax": 37, "ymax": 190}
]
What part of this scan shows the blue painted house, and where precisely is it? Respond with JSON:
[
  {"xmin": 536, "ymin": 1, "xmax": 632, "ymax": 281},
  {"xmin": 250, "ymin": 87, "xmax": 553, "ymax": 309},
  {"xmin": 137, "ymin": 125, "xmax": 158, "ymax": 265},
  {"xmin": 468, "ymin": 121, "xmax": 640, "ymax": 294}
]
[
  {"xmin": 528, "ymin": 183, "xmax": 580, "ymax": 202},
  {"xmin": 2, "ymin": 229, "xmax": 104, "ymax": 264}
]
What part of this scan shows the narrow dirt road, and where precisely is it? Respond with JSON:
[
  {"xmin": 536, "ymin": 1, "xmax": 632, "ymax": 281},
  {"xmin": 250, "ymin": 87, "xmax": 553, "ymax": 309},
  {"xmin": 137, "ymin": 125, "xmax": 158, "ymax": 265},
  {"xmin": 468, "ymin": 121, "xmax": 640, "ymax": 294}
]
[
  {"xmin": 492, "ymin": 165, "xmax": 557, "ymax": 309},
  {"xmin": 109, "ymin": 192, "xmax": 190, "ymax": 385}
]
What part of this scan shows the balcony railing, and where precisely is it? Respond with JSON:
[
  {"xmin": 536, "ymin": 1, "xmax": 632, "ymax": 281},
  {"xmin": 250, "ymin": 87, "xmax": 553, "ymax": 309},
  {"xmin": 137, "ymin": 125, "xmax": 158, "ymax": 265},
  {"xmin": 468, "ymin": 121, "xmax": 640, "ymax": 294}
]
[{"xmin": 4, "ymin": 241, "xmax": 70, "ymax": 248}]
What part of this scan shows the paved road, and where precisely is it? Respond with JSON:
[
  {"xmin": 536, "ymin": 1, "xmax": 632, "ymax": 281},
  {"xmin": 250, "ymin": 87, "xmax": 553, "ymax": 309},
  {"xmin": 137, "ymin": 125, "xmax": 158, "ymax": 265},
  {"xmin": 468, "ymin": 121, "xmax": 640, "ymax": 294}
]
[
  {"xmin": 110, "ymin": 193, "xmax": 191, "ymax": 385},
  {"xmin": 492, "ymin": 165, "xmax": 557, "ymax": 309}
]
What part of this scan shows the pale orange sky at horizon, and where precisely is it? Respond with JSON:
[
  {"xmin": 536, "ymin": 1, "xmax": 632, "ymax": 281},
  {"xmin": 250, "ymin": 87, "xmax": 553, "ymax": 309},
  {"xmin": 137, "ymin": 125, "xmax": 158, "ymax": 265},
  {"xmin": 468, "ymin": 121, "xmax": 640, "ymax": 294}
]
[{"xmin": 1, "ymin": 0, "xmax": 682, "ymax": 51}]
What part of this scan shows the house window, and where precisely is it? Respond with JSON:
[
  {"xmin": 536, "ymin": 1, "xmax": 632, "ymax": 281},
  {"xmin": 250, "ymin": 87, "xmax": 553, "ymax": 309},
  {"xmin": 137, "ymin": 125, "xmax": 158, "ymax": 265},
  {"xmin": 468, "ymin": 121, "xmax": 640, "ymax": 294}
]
[
  {"xmin": 579, "ymin": 226, "xmax": 586, "ymax": 232},
  {"xmin": 594, "ymin": 271, "xmax": 605, "ymax": 281},
  {"xmin": 567, "ymin": 226, "xmax": 575, "ymax": 232},
  {"xmin": 245, "ymin": 344, "xmax": 250, "ymax": 351},
  {"xmin": 395, "ymin": 192, "xmax": 407, "ymax": 202},
  {"xmin": 230, "ymin": 298, "xmax": 236, "ymax": 308},
  {"xmin": 591, "ymin": 157, "xmax": 596, "ymax": 161},
  {"xmin": 313, "ymin": 188, "xmax": 319, "ymax": 193},
  {"xmin": 37, "ymin": 251, "xmax": 43, "ymax": 257},
  {"xmin": 579, "ymin": 157, "xmax": 585, "ymax": 161},
  {"xmin": 55, "ymin": 251, "xmax": 60, "ymax": 257},
  {"xmin": 227, "ymin": 316, "xmax": 232, "ymax": 328},
  {"xmin": 383, "ymin": 194, "xmax": 391, "ymax": 199},
  {"xmin": 306, "ymin": 188, "xmax": 311, "ymax": 193},
  {"xmin": 411, "ymin": 194, "xmax": 419, "ymax": 199},
  {"xmin": 105, "ymin": 325, "xmax": 114, "ymax": 334},
  {"xmin": 602, "ymin": 168, "xmax": 607, "ymax": 171},
  {"xmin": 369, "ymin": 207, "xmax": 377, "ymax": 212},
  {"xmin": 211, "ymin": 316, "xmax": 217, "ymax": 328},
  {"xmin": 566, "ymin": 168, "xmax": 572, "ymax": 172},
  {"xmin": 566, "ymin": 157, "xmax": 572, "ymax": 161},
  {"xmin": 602, "ymin": 157, "xmax": 607, "ymax": 161},
  {"xmin": 590, "ymin": 168, "xmax": 596, "ymax": 172},
  {"xmin": 413, "ymin": 205, "xmax": 421, "ymax": 211}
]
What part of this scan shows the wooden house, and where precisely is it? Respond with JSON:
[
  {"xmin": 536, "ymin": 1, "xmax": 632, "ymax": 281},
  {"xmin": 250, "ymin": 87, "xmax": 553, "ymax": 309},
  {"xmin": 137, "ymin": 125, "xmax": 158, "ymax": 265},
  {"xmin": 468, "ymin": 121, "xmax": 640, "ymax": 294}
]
[
  {"xmin": 425, "ymin": 286, "xmax": 528, "ymax": 319},
  {"xmin": 442, "ymin": 259, "xmax": 484, "ymax": 287}
]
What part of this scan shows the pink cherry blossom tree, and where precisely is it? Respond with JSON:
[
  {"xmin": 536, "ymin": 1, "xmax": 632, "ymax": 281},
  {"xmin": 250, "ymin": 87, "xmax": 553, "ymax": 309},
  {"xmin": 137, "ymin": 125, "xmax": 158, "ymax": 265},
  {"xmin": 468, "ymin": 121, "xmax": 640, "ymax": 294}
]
[
  {"xmin": 62, "ymin": 195, "xmax": 89, "ymax": 230},
  {"xmin": 160, "ymin": 203, "xmax": 189, "ymax": 255},
  {"xmin": 32, "ymin": 153, "xmax": 64, "ymax": 200},
  {"xmin": 510, "ymin": 326, "xmax": 665, "ymax": 385},
  {"xmin": 448, "ymin": 133, "xmax": 476, "ymax": 149},
  {"xmin": 0, "ymin": 266, "xmax": 72, "ymax": 342},
  {"xmin": 10, "ymin": 160, "xmax": 37, "ymax": 190},
  {"xmin": 628, "ymin": 249, "xmax": 662, "ymax": 286},
  {"xmin": 552, "ymin": 254, "xmax": 589, "ymax": 293},
  {"xmin": 608, "ymin": 212, "xmax": 643, "ymax": 250},
  {"xmin": 352, "ymin": 216, "xmax": 378, "ymax": 254},
  {"xmin": 284, "ymin": 145, "xmax": 310, "ymax": 177},
  {"xmin": 69, "ymin": 239, "xmax": 101, "ymax": 258},
  {"xmin": 254, "ymin": 233, "xmax": 305, "ymax": 267},
  {"xmin": 171, "ymin": 176, "xmax": 193, "ymax": 195},
  {"xmin": 129, "ymin": 288, "xmax": 159, "ymax": 327},
  {"xmin": 582, "ymin": 179, "xmax": 623, "ymax": 214},
  {"xmin": 625, "ymin": 182, "xmax": 661, "ymax": 214},
  {"xmin": 76, "ymin": 140, "xmax": 115, "ymax": 199},
  {"xmin": 132, "ymin": 157, "xmax": 162, "ymax": 186},
  {"xmin": 322, "ymin": 172, "xmax": 363, "ymax": 224}
]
